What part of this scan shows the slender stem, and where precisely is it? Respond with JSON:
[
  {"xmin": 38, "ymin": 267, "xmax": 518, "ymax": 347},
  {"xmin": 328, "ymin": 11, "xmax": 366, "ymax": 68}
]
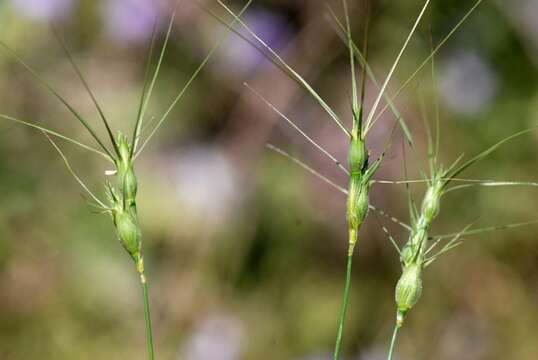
[
  {"xmin": 140, "ymin": 272, "xmax": 156, "ymax": 360},
  {"xmin": 387, "ymin": 324, "xmax": 400, "ymax": 360},
  {"xmin": 333, "ymin": 247, "xmax": 355, "ymax": 360}
]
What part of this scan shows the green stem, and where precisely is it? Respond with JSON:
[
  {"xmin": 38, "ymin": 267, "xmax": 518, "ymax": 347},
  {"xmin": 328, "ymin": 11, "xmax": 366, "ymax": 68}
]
[
  {"xmin": 140, "ymin": 273, "xmax": 156, "ymax": 360},
  {"xmin": 333, "ymin": 247, "xmax": 355, "ymax": 360},
  {"xmin": 387, "ymin": 324, "xmax": 400, "ymax": 360}
]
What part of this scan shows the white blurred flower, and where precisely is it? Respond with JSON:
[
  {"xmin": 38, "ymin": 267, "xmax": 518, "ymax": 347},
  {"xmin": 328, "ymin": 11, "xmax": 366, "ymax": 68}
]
[
  {"xmin": 179, "ymin": 315, "xmax": 243, "ymax": 360},
  {"xmin": 10, "ymin": 0, "xmax": 75, "ymax": 21},
  {"xmin": 174, "ymin": 146, "xmax": 241, "ymax": 224},
  {"xmin": 439, "ymin": 51, "xmax": 498, "ymax": 115}
]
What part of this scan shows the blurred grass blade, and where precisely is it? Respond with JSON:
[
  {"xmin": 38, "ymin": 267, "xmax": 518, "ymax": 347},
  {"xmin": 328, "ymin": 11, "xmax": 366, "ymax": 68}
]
[
  {"xmin": 132, "ymin": 20, "xmax": 159, "ymax": 155},
  {"xmin": 374, "ymin": 213, "xmax": 402, "ymax": 255},
  {"xmin": 200, "ymin": 3, "xmax": 291, "ymax": 77},
  {"xmin": 418, "ymin": 90, "xmax": 434, "ymax": 174},
  {"xmin": 431, "ymin": 219, "xmax": 538, "ymax": 240},
  {"xmin": 245, "ymin": 83, "xmax": 349, "ymax": 175},
  {"xmin": 0, "ymin": 41, "xmax": 114, "ymax": 158},
  {"xmin": 136, "ymin": 0, "xmax": 254, "ymax": 158},
  {"xmin": 342, "ymin": 0, "xmax": 359, "ymax": 123},
  {"xmin": 425, "ymin": 222, "xmax": 473, "ymax": 257},
  {"xmin": 363, "ymin": 0, "xmax": 431, "ymax": 135},
  {"xmin": 446, "ymin": 127, "xmax": 537, "ymax": 184},
  {"xmin": 444, "ymin": 181, "xmax": 538, "ymax": 195},
  {"xmin": 267, "ymin": 144, "xmax": 347, "ymax": 194},
  {"xmin": 42, "ymin": 131, "xmax": 107, "ymax": 208},
  {"xmin": 368, "ymin": 0, "xmax": 484, "ymax": 128},
  {"xmin": 133, "ymin": 13, "xmax": 176, "ymax": 155},
  {"xmin": 402, "ymin": 143, "xmax": 418, "ymax": 223},
  {"xmin": 424, "ymin": 223, "xmax": 474, "ymax": 266},
  {"xmin": 215, "ymin": 0, "xmax": 350, "ymax": 137},
  {"xmin": 430, "ymin": 33, "xmax": 440, "ymax": 164},
  {"xmin": 0, "ymin": 113, "xmax": 113, "ymax": 161},
  {"xmin": 52, "ymin": 27, "xmax": 119, "ymax": 156}
]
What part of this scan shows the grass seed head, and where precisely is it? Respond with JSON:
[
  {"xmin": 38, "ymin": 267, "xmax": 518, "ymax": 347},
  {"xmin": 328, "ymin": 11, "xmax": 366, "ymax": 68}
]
[
  {"xmin": 394, "ymin": 176, "xmax": 443, "ymax": 325},
  {"xmin": 421, "ymin": 179, "xmax": 443, "ymax": 221},
  {"xmin": 116, "ymin": 132, "xmax": 138, "ymax": 206},
  {"xmin": 348, "ymin": 135, "xmax": 367, "ymax": 174},
  {"xmin": 395, "ymin": 263, "xmax": 423, "ymax": 326},
  {"xmin": 346, "ymin": 134, "xmax": 370, "ymax": 249},
  {"xmin": 114, "ymin": 208, "xmax": 142, "ymax": 261},
  {"xmin": 106, "ymin": 178, "xmax": 142, "ymax": 267}
]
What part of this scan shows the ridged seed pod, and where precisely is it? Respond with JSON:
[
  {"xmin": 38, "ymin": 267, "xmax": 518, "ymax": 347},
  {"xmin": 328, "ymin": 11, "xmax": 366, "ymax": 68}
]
[
  {"xmin": 116, "ymin": 133, "xmax": 138, "ymax": 205},
  {"xmin": 113, "ymin": 209, "xmax": 142, "ymax": 261},
  {"xmin": 346, "ymin": 135, "xmax": 369, "ymax": 248},
  {"xmin": 421, "ymin": 182, "xmax": 442, "ymax": 221},
  {"xmin": 395, "ymin": 263, "xmax": 423, "ymax": 326}
]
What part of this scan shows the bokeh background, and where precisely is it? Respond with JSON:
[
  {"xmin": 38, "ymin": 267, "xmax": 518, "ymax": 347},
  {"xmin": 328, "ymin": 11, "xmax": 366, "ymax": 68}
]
[{"xmin": 1, "ymin": 0, "xmax": 538, "ymax": 359}]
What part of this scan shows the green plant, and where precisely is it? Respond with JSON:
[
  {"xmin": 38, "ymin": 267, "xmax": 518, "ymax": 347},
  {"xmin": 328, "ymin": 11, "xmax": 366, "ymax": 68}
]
[
  {"xmin": 0, "ymin": 2, "xmax": 252, "ymax": 358},
  {"xmin": 211, "ymin": 0, "xmax": 504, "ymax": 358},
  {"xmin": 383, "ymin": 82, "xmax": 538, "ymax": 358}
]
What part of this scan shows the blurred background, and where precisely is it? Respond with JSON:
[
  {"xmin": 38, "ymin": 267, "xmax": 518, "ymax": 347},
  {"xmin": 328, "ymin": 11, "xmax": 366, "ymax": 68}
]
[{"xmin": 1, "ymin": 0, "xmax": 538, "ymax": 359}]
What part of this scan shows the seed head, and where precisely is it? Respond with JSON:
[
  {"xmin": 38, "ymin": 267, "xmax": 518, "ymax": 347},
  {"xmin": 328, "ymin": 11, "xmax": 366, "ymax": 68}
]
[
  {"xmin": 348, "ymin": 135, "xmax": 367, "ymax": 175},
  {"xmin": 105, "ymin": 181, "xmax": 142, "ymax": 265},
  {"xmin": 114, "ymin": 208, "xmax": 142, "ymax": 261},
  {"xmin": 346, "ymin": 133, "xmax": 370, "ymax": 248},
  {"xmin": 116, "ymin": 132, "xmax": 138, "ymax": 205},
  {"xmin": 421, "ymin": 180, "xmax": 442, "ymax": 221},
  {"xmin": 395, "ymin": 263, "xmax": 423, "ymax": 326},
  {"xmin": 347, "ymin": 178, "xmax": 369, "ymax": 239}
]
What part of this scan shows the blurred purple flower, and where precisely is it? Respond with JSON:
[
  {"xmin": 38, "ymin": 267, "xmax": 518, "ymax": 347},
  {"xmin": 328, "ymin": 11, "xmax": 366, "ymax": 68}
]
[
  {"xmin": 10, "ymin": 0, "xmax": 75, "ymax": 21},
  {"xmin": 103, "ymin": 0, "xmax": 161, "ymax": 43},
  {"xmin": 217, "ymin": 9, "xmax": 292, "ymax": 75}
]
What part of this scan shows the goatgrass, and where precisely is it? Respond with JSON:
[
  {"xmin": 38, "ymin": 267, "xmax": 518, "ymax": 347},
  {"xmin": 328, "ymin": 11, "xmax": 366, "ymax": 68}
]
[
  {"xmin": 383, "ymin": 56, "xmax": 538, "ymax": 357},
  {"xmin": 216, "ymin": 0, "xmax": 538, "ymax": 358},
  {"xmin": 0, "ymin": 1, "xmax": 252, "ymax": 358},
  {"xmin": 213, "ymin": 0, "xmax": 508, "ymax": 358},
  {"xmin": 2, "ymin": 0, "xmax": 538, "ymax": 358}
]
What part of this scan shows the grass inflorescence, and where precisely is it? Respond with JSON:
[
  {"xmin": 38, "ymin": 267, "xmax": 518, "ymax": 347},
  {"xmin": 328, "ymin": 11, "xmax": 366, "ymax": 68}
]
[
  {"xmin": 2, "ymin": 0, "xmax": 538, "ymax": 358},
  {"xmin": 0, "ymin": 2, "xmax": 253, "ymax": 358},
  {"xmin": 212, "ymin": 0, "xmax": 538, "ymax": 358}
]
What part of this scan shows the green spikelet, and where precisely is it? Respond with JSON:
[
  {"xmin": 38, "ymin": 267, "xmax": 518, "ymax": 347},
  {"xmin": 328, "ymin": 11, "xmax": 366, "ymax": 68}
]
[
  {"xmin": 395, "ymin": 263, "xmax": 423, "ymax": 326},
  {"xmin": 114, "ymin": 209, "xmax": 142, "ymax": 260},
  {"xmin": 346, "ymin": 132, "xmax": 369, "ymax": 250},
  {"xmin": 394, "ymin": 177, "xmax": 443, "ymax": 326},
  {"xmin": 116, "ymin": 132, "xmax": 138, "ymax": 207}
]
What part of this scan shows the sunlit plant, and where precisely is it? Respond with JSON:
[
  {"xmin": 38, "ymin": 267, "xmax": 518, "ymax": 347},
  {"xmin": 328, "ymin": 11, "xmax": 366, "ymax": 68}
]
[
  {"xmin": 383, "ymin": 60, "xmax": 538, "ymax": 359},
  {"xmin": 0, "ymin": 2, "xmax": 251, "ymax": 358},
  {"xmin": 208, "ymin": 0, "xmax": 504, "ymax": 358}
]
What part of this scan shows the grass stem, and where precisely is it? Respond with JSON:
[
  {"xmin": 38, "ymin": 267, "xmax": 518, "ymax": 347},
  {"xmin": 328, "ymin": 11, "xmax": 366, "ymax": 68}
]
[
  {"xmin": 387, "ymin": 324, "xmax": 400, "ymax": 360},
  {"xmin": 333, "ymin": 249, "xmax": 354, "ymax": 360},
  {"xmin": 140, "ymin": 273, "xmax": 155, "ymax": 360}
]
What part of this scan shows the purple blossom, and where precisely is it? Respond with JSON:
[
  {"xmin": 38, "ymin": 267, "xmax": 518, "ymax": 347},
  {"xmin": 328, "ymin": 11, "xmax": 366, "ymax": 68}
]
[
  {"xmin": 217, "ymin": 9, "xmax": 293, "ymax": 75},
  {"xmin": 103, "ymin": 0, "xmax": 161, "ymax": 43}
]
